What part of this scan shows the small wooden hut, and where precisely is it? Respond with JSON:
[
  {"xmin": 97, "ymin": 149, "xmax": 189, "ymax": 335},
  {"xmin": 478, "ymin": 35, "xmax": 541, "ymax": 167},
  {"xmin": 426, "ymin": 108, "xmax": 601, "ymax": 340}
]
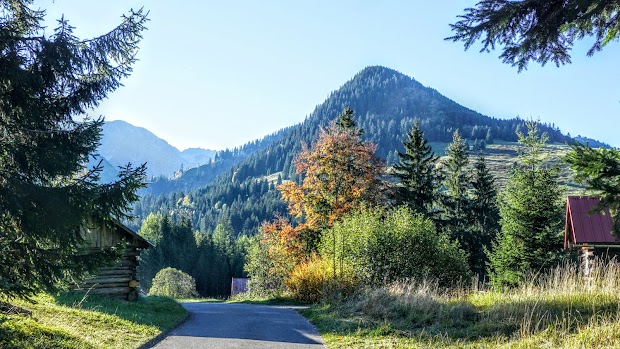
[
  {"xmin": 564, "ymin": 196, "xmax": 620, "ymax": 275},
  {"xmin": 77, "ymin": 219, "xmax": 153, "ymax": 301},
  {"xmin": 231, "ymin": 277, "xmax": 249, "ymax": 296}
]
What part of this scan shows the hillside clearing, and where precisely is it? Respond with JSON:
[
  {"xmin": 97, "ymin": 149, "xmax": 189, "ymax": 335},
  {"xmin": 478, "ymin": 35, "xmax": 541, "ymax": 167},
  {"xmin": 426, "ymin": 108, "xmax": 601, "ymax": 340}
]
[
  {"xmin": 0, "ymin": 293, "xmax": 186, "ymax": 349},
  {"xmin": 429, "ymin": 141, "xmax": 581, "ymax": 193}
]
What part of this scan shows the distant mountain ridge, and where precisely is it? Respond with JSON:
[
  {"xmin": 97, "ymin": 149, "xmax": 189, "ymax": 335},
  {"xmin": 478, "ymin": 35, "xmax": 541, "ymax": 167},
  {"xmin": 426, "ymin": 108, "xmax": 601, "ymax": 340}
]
[
  {"xmin": 133, "ymin": 66, "xmax": 603, "ymax": 236},
  {"xmin": 98, "ymin": 120, "xmax": 216, "ymax": 179}
]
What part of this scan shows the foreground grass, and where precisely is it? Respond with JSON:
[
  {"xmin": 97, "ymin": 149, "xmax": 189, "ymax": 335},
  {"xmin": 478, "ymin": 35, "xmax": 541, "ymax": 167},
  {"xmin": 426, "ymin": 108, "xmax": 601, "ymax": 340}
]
[
  {"xmin": 0, "ymin": 293, "xmax": 186, "ymax": 349},
  {"xmin": 301, "ymin": 262, "xmax": 620, "ymax": 348}
]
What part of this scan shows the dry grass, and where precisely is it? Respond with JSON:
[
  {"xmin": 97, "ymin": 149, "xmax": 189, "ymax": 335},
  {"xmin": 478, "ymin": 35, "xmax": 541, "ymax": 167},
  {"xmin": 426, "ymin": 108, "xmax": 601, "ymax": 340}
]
[{"xmin": 301, "ymin": 260, "xmax": 620, "ymax": 348}]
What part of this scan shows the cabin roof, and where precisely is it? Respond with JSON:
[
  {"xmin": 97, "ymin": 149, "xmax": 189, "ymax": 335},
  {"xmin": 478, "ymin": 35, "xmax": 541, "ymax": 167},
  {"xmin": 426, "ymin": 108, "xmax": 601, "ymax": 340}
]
[
  {"xmin": 113, "ymin": 219, "xmax": 154, "ymax": 249},
  {"xmin": 564, "ymin": 196, "xmax": 619, "ymax": 250}
]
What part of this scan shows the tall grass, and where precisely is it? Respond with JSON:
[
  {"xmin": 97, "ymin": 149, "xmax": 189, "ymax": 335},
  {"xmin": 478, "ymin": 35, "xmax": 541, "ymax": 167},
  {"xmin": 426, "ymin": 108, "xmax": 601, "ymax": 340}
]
[{"xmin": 303, "ymin": 259, "xmax": 620, "ymax": 348}]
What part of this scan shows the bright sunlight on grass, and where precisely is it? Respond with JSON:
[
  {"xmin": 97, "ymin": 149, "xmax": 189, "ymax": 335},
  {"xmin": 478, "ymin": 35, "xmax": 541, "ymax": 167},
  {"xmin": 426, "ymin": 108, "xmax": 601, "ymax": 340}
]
[
  {"xmin": 0, "ymin": 293, "xmax": 186, "ymax": 349},
  {"xmin": 301, "ymin": 260, "xmax": 620, "ymax": 349}
]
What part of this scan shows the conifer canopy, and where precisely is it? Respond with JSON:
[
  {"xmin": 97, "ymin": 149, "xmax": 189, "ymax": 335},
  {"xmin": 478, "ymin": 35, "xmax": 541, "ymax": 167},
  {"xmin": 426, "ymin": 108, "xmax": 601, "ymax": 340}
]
[
  {"xmin": 448, "ymin": 0, "xmax": 620, "ymax": 71},
  {"xmin": 0, "ymin": 1, "xmax": 148, "ymax": 298}
]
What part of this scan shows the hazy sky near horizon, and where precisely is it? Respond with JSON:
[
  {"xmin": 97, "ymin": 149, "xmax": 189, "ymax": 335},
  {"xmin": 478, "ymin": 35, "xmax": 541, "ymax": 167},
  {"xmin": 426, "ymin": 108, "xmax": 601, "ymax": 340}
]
[{"xmin": 35, "ymin": 1, "xmax": 620, "ymax": 150}]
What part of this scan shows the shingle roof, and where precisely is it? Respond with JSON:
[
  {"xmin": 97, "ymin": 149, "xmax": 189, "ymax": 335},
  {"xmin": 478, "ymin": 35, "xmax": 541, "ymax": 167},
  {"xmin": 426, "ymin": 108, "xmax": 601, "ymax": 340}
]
[{"xmin": 564, "ymin": 196, "xmax": 618, "ymax": 250}]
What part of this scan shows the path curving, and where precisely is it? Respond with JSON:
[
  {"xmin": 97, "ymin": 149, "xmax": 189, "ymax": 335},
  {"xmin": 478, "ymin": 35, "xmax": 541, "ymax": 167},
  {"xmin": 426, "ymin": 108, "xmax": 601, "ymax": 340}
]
[{"xmin": 150, "ymin": 302, "xmax": 325, "ymax": 349}]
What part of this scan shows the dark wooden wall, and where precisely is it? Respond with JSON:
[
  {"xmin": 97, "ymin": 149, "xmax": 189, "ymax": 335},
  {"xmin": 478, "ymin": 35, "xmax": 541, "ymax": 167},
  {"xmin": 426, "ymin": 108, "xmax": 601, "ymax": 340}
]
[{"xmin": 77, "ymin": 222, "xmax": 146, "ymax": 300}]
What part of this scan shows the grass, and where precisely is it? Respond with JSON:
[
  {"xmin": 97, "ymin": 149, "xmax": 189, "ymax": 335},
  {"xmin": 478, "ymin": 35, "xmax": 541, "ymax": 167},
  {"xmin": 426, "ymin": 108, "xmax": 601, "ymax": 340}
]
[
  {"xmin": 300, "ymin": 261, "xmax": 620, "ymax": 348},
  {"xmin": 429, "ymin": 141, "xmax": 584, "ymax": 194},
  {"xmin": 0, "ymin": 293, "xmax": 186, "ymax": 349}
]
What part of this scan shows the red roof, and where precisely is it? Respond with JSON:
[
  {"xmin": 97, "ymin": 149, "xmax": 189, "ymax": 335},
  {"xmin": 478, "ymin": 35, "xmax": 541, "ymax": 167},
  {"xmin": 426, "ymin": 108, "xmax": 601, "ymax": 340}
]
[{"xmin": 564, "ymin": 196, "xmax": 618, "ymax": 250}]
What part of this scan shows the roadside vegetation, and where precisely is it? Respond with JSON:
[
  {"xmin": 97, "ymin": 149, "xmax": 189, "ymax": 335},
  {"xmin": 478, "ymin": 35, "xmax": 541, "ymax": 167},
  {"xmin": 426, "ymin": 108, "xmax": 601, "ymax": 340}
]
[
  {"xmin": 0, "ymin": 294, "xmax": 186, "ymax": 349},
  {"xmin": 234, "ymin": 109, "xmax": 620, "ymax": 348},
  {"xmin": 301, "ymin": 261, "xmax": 620, "ymax": 348}
]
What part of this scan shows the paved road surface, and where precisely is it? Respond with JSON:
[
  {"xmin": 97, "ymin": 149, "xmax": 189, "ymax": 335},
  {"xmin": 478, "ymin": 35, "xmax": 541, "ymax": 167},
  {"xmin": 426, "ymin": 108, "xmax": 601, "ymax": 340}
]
[{"xmin": 151, "ymin": 302, "xmax": 325, "ymax": 349}]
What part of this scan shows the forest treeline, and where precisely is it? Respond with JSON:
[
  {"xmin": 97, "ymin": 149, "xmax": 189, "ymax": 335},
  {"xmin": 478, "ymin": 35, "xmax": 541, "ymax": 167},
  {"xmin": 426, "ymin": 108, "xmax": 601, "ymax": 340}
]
[
  {"xmin": 133, "ymin": 66, "xmax": 571, "ymax": 237},
  {"xmin": 134, "ymin": 105, "xmax": 582, "ymax": 298}
]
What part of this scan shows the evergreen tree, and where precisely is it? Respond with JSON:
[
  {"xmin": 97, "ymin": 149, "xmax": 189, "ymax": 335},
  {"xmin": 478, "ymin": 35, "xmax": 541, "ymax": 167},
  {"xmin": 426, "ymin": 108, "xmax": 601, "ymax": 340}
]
[
  {"xmin": 488, "ymin": 121, "xmax": 564, "ymax": 288},
  {"xmin": 449, "ymin": 0, "xmax": 620, "ymax": 71},
  {"xmin": 470, "ymin": 154, "xmax": 500, "ymax": 276},
  {"xmin": 335, "ymin": 107, "xmax": 363, "ymax": 136},
  {"xmin": 393, "ymin": 120, "xmax": 440, "ymax": 217},
  {"xmin": 440, "ymin": 130, "xmax": 473, "ymax": 247},
  {"xmin": 213, "ymin": 217, "xmax": 236, "ymax": 260},
  {"xmin": 0, "ymin": 1, "xmax": 148, "ymax": 299},
  {"xmin": 136, "ymin": 213, "xmax": 167, "ymax": 291},
  {"xmin": 137, "ymin": 213, "xmax": 236, "ymax": 297},
  {"xmin": 564, "ymin": 142, "xmax": 620, "ymax": 235}
]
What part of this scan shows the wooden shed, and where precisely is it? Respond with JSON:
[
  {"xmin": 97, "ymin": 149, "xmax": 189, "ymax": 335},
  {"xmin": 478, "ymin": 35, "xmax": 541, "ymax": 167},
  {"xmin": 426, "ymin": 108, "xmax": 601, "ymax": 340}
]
[
  {"xmin": 564, "ymin": 196, "xmax": 620, "ymax": 275},
  {"xmin": 77, "ymin": 219, "xmax": 153, "ymax": 301}
]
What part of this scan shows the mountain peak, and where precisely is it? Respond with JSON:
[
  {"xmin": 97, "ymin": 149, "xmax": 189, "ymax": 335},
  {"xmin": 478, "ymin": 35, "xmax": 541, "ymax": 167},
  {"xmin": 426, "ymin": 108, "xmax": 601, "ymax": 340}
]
[
  {"xmin": 356, "ymin": 65, "xmax": 404, "ymax": 76},
  {"xmin": 99, "ymin": 120, "xmax": 215, "ymax": 178},
  {"xmin": 352, "ymin": 66, "xmax": 418, "ymax": 84}
]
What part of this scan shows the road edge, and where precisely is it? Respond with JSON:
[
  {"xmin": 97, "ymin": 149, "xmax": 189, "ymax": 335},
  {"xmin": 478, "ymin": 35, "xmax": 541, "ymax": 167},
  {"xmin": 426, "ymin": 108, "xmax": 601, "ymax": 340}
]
[{"xmin": 137, "ymin": 309, "xmax": 191, "ymax": 349}]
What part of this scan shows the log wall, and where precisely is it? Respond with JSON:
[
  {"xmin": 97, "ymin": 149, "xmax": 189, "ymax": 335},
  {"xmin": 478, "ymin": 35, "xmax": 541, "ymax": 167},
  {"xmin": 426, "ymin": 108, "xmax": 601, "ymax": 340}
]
[
  {"xmin": 76, "ymin": 221, "xmax": 148, "ymax": 301},
  {"xmin": 76, "ymin": 246, "xmax": 141, "ymax": 300}
]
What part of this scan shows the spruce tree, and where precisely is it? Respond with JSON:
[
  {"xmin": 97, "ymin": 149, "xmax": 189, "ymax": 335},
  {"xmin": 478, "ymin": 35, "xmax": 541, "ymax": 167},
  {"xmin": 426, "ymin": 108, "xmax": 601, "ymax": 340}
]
[
  {"xmin": 0, "ymin": 2, "xmax": 148, "ymax": 298},
  {"xmin": 564, "ymin": 143, "xmax": 620, "ymax": 235},
  {"xmin": 336, "ymin": 107, "xmax": 364, "ymax": 136},
  {"xmin": 440, "ymin": 130, "xmax": 473, "ymax": 246},
  {"xmin": 449, "ymin": 0, "xmax": 620, "ymax": 71},
  {"xmin": 393, "ymin": 120, "xmax": 440, "ymax": 217},
  {"xmin": 470, "ymin": 154, "xmax": 500, "ymax": 276},
  {"xmin": 212, "ymin": 217, "xmax": 238, "ymax": 296},
  {"xmin": 488, "ymin": 121, "xmax": 564, "ymax": 288}
]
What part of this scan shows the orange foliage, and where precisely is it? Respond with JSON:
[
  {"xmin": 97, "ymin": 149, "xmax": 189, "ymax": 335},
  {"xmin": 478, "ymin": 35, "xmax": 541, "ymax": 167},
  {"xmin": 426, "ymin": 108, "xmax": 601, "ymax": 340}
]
[
  {"xmin": 255, "ymin": 111, "xmax": 385, "ymax": 296},
  {"xmin": 260, "ymin": 216, "xmax": 306, "ymax": 267},
  {"xmin": 278, "ymin": 121, "xmax": 384, "ymax": 234}
]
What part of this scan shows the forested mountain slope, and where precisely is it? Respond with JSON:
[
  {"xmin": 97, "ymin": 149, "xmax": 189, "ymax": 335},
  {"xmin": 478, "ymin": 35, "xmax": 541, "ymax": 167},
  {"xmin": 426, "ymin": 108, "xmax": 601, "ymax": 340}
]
[{"xmin": 133, "ymin": 66, "xmax": 574, "ymax": 235}]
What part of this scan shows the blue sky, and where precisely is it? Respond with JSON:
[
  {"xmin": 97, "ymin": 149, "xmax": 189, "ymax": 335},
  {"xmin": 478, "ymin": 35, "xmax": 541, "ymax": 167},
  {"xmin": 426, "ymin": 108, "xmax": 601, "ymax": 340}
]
[{"xmin": 36, "ymin": 1, "xmax": 620, "ymax": 150}]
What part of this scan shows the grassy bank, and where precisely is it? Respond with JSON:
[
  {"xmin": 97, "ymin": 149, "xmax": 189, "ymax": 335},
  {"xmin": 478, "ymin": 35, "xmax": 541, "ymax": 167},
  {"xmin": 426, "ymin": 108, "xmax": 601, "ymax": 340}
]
[
  {"xmin": 301, "ymin": 262, "xmax": 620, "ymax": 348},
  {"xmin": 0, "ymin": 293, "xmax": 186, "ymax": 349}
]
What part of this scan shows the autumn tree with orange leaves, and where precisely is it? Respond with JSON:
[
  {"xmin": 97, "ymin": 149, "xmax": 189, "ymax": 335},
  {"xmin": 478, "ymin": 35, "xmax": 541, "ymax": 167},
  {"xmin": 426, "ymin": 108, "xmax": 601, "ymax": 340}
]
[
  {"xmin": 279, "ymin": 108, "xmax": 385, "ymax": 251},
  {"xmin": 246, "ymin": 108, "xmax": 386, "ymax": 296}
]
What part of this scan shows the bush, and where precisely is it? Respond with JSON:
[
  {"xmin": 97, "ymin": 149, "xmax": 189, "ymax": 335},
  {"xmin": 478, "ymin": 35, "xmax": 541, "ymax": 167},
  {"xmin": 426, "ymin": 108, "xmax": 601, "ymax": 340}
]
[
  {"xmin": 285, "ymin": 256, "xmax": 359, "ymax": 302},
  {"xmin": 148, "ymin": 267, "xmax": 197, "ymax": 298},
  {"xmin": 321, "ymin": 207, "xmax": 470, "ymax": 287},
  {"xmin": 244, "ymin": 233, "xmax": 291, "ymax": 297}
]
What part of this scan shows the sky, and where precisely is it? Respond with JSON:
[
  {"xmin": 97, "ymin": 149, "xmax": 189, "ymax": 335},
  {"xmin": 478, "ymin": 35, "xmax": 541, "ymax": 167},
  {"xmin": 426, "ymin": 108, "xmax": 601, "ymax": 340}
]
[{"xmin": 34, "ymin": 1, "xmax": 620, "ymax": 150}]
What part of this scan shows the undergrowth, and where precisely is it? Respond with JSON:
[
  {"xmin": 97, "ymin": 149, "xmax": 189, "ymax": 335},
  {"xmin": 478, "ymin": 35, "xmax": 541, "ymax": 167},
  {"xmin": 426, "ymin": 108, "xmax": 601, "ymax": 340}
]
[{"xmin": 301, "ymin": 261, "xmax": 620, "ymax": 348}]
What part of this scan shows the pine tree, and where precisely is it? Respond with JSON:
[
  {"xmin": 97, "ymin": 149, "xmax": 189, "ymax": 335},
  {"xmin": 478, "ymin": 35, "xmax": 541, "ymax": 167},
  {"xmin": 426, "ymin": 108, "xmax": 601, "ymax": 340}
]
[
  {"xmin": 440, "ymin": 130, "xmax": 473, "ymax": 246},
  {"xmin": 0, "ymin": 2, "xmax": 148, "ymax": 299},
  {"xmin": 488, "ymin": 121, "xmax": 564, "ymax": 288},
  {"xmin": 470, "ymin": 154, "xmax": 500, "ymax": 276},
  {"xmin": 393, "ymin": 120, "xmax": 440, "ymax": 217},
  {"xmin": 336, "ymin": 107, "xmax": 364, "ymax": 136},
  {"xmin": 564, "ymin": 142, "xmax": 620, "ymax": 235},
  {"xmin": 449, "ymin": 0, "xmax": 620, "ymax": 71}
]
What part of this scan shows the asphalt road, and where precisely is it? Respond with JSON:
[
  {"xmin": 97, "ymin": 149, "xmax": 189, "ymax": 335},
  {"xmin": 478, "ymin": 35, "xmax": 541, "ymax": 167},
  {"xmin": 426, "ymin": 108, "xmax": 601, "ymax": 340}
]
[{"xmin": 150, "ymin": 302, "xmax": 326, "ymax": 349}]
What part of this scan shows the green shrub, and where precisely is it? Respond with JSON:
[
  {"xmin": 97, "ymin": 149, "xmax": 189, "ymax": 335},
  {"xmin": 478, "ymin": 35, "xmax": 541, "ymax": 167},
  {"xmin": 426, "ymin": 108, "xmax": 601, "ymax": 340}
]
[
  {"xmin": 321, "ymin": 207, "xmax": 470, "ymax": 287},
  {"xmin": 148, "ymin": 267, "xmax": 197, "ymax": 298},
  {"xmin": 285, "ymin": 256, "xmax": 358, "ymax": 302}
]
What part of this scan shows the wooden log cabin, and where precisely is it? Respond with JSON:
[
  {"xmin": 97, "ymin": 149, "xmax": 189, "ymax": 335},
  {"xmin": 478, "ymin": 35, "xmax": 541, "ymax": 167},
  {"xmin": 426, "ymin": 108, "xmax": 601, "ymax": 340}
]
[
  {"xmin": 564, "ymin": 196, "xmax": 620, "ymax": 275},
  {"xmin": 77, "ymin": 219, "xmax": 153, "ymax": 301}
]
